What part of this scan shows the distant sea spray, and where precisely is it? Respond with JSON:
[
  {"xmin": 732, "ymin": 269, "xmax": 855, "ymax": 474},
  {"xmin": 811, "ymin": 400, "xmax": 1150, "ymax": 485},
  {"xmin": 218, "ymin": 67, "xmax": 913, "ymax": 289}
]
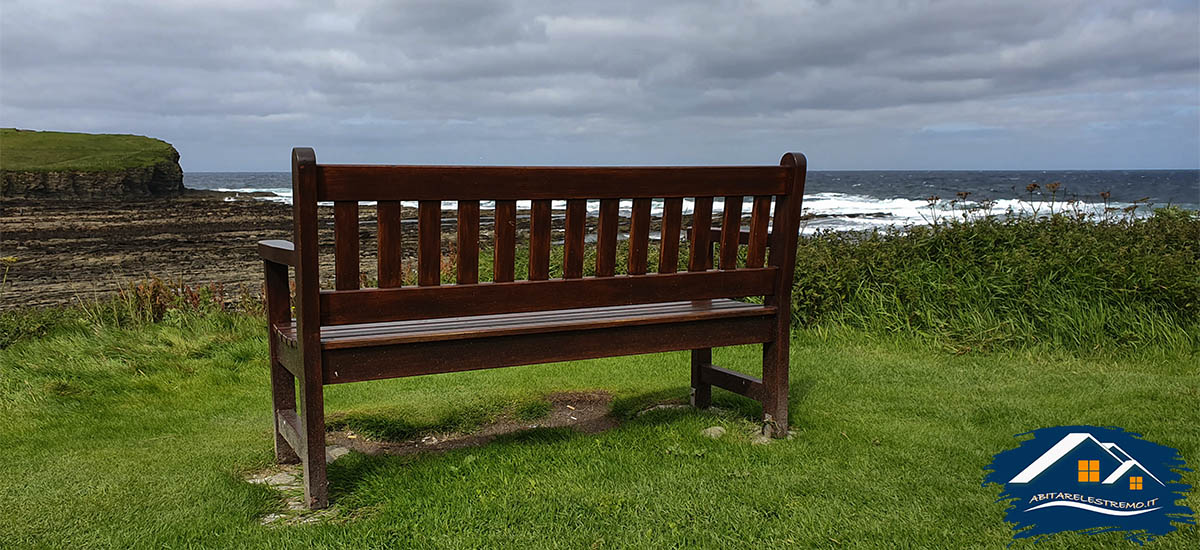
[{"xmin": 185, "ymin": 170, "xmax": 1199, "ymax": 234}]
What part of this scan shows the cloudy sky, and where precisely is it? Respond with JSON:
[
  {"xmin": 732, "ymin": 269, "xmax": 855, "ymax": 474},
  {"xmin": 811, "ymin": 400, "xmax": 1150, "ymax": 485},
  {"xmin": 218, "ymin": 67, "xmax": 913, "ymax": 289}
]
[{"xmin": 2, "ymin": 0, "xmax": 1197, "ymax": 171}]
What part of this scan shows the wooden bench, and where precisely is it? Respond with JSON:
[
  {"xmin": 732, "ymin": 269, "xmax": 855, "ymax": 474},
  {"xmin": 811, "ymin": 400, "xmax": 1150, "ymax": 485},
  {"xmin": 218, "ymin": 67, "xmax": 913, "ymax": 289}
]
[{"xmin": 258, "ymin": 148, "xmax": 808, "ymax": 508}]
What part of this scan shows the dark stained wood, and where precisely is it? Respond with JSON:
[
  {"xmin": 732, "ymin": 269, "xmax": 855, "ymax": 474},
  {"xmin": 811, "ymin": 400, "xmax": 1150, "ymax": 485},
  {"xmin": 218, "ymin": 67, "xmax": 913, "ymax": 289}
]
[
  {"xmin": 317, "ymin": 165, "xmax": 789, "ymax": 201},
  {"xmin": 690, "ymin": 348, "xmax": 712, "ymax": 408},
  {"xmin": 659, "ymin": 198, "xmax": 683, "ymax": 274},
  {"xmin": 334, "ymin": 201, "xmax": 360, "ymax": 290},
  {"xmin": 563, "ymin": 199, "xmax": 586, "ymax": 279},
  {"xmin": 273, "ymin": 328, "xmax": 303, "ymax": 379},
  {"xmin": 761, "ymin": 152, "xmax": 808, "ymax": 437},
  {"xmin": 746, "ymin": 196, "xmax": 771, "ymax": 269},
  {"xmin": 719, "ymin": 196, "xmax": 743, "ymax": 270},
  {"xmin": 321, "ymin": 268, "xmax": 778, "ymax": 325},
  {"xmin": 709, "ymin": 227, "xmax": 752, "ymax": 244},
  {"xmin": 627, "ymin": 198, "xmax": 651, "ymax": 275},
  {"xmin": 493, "ymin": 200, "xmax": 516, "ymax": 283},
  {"xmin": 687, "ymin": 195, "xmax": 716, "ymax": 411},
  {"xmin": 457, "ymin": 200, "xmax": 480, "ymax": 284},
  {"xmin": 377, "ymin": 201, "xmax": 403, "ymax": 287},
  {"xmin": 323, "ymin": 316, "xmax": 776, "ymax": 384},
  {"xmin": 698, "ymin": 364, "xmax": 765, "ymax": 401},
  {"xmin": 275, "ymin": 410, "xmax": 304, "ymax": 460},
  {"xmin": 263, "ymin": 148, "xmax": 807, "ymax": 508},
  {"xmin": 281, "ymin": 300, "xmax": 773, "ymax": 349},
  {"xmin": 688, "ymin": 197, "xmax": 714, "ymax": 272},
  {"xmin": 264, "ymin": 257, "xmax": 299, "ymax": 464},
  {"xmin": 595, "ymin": 199, "xmax": 619, "ymax": 277},
  {"xmin": 257, "ymin": 240, "xmax": 295, "ymax": 266},
  {"xmin": 290, "ymin": 147, "xmax": 327, "ymax": 508},
  {"xmin": 529, "ymin": 199, "xmax": 551, "ymax": 280},
  {"xmin": 418, "ymin": 200, "xmax": 440, "ymax": 286}
]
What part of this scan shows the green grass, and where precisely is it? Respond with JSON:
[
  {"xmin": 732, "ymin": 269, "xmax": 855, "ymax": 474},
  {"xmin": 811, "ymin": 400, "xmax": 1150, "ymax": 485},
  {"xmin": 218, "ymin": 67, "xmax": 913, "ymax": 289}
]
[
  {"xmin": 0, "ymin": 128, "xmax": 177, "ymax": 172},
  {"xmin": 1, "ymin": 207, "xmax": 1196, "ymax": 546},
  {"xmin": 791, "ymin": 207, "xmax": 1200, "ymax": 353},
  {"xmin": 1, "ymin": 313, "xmax": 1195, "ymax": 548}
]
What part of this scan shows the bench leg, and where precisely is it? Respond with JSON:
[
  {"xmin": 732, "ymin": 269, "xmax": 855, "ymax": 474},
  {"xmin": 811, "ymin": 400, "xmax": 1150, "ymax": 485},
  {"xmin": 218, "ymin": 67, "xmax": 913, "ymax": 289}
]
[
  {"xmin": 270, "ymin": 359, "xmax": 300, "ymax": 464},
  {"xmin": 761, "ymin": 339, "xmax": 789, "ymax": 438},
  {"xmin": 690, "ymin": 348, "xmax": 712, "ymax": 408},
  {"xmin": 298, "ymin": 373, "xmax": 328, "ymax": 509}
]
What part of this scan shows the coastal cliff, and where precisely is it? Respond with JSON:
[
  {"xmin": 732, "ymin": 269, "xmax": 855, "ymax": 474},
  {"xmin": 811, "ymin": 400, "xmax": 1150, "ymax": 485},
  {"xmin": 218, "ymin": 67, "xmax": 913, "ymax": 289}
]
[{"xmin": 0, "ymin": 129, "xmax": 184, "ymax": 199}]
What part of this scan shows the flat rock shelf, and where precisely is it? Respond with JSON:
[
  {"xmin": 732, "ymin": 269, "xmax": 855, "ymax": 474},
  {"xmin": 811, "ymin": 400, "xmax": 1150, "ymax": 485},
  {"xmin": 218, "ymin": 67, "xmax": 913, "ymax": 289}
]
[{"xmin": 1, "ymin": 192, "xmax": 733, "ymax": 309}]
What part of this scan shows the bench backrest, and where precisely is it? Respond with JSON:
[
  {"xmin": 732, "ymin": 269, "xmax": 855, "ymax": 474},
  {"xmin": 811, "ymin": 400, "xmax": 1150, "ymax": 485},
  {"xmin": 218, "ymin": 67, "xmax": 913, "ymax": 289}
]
[{"xmin": 289, "ymin": 148, "xmax": 806, "ymax": 335}]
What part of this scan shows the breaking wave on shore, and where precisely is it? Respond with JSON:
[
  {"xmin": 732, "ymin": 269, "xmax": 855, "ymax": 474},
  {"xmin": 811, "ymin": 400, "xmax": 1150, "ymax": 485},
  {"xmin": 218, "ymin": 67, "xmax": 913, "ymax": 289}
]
[{"xmin": 186, "ymin": 169, "xmax": 1198, "ymax": 234}]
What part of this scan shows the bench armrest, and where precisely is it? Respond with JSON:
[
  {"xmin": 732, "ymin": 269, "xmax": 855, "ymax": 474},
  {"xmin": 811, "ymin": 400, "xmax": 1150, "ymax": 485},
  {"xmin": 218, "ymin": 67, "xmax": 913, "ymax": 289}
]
[{"xmin": 257, "ymin": 240, "xmax": 296, "ymax": 266}]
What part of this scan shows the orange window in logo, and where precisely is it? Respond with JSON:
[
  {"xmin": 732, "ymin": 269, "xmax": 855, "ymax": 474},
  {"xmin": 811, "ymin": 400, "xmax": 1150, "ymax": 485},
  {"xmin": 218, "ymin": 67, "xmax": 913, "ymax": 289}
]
[
  {"xmin": 1130, "ymin": 476, "xmax": 1143, "ymax": 490},
  {"xmin": 1077, "ymin": 460, "xmax": 1100, "ymax": 482}
]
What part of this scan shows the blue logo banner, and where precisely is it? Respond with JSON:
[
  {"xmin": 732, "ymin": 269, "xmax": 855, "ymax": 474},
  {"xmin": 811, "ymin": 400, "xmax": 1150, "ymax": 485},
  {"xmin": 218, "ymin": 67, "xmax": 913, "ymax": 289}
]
[{"xmin": 984, "ymin": 425, "xmax": 1194, "ymax": 544}]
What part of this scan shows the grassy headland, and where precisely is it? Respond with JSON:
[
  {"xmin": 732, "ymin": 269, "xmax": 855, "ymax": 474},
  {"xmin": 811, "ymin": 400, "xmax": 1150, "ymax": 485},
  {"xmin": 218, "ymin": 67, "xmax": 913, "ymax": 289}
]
[{"xmin": 0, "ymin": 128, "xmax": 177, "ymax": 172}]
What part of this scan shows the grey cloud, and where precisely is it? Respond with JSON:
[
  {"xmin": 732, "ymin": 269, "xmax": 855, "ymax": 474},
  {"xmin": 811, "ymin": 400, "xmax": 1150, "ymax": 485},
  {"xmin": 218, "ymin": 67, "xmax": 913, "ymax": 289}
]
[{"xmin": 0, "ymin": 0, "xmax": 1196, "ymax": 170}]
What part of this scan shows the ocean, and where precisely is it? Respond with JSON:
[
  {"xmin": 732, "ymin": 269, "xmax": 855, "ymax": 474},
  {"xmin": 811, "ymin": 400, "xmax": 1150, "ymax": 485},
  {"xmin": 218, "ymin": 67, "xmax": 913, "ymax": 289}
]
[{"xmin": 185, "ymin": 170, "xmax": 1200, "ymax": 233}]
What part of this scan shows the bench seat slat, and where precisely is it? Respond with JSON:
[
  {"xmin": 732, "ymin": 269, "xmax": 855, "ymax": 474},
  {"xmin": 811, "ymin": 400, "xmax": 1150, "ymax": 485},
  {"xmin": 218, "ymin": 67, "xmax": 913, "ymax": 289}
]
[
  {"xmin": 278, "ymin": 299, "xmax": 772, "ymax": 350},
  {"xmin": 320, "ymin": 314, "xmax": 776, "ymax": 384}
]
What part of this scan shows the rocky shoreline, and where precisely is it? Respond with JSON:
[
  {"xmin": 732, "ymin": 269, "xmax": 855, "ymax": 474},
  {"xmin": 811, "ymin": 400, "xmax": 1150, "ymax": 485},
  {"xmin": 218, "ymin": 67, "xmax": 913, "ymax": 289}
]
[
  {"xmin": 0, "ymin": 192, "xmax": 710, "ymax": 309},
  {"xmin": 2, "ymin": 191, "xmax": 291, "ymax": 308}
]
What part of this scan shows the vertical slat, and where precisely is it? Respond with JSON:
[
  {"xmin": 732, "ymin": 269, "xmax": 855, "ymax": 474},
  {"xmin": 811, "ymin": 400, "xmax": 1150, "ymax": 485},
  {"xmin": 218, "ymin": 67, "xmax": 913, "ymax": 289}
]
[
  {"xmin": 493, "ymin": 200, "xmax": 516, "ymax": 283},
  {"xmin": 658, "ymin": 198, "xmax": 683, "ymax": 274},
  {"xmin": 746, "ymin": 196, "xmax": 771, "ymax": 269},
  {"xmin": 528, "ymin": 199, "xmax": 551, "ymax": 280},
  {"xmin": 418, "ymin": 200, "xmax": 440, "ymax": 286},
  {"xmin": 563, "ymin": 199, "xmax": 586, "ymax": 279},
  {"xmin": 627, "ymin": 198, "xmax": 652, "ymax": 275},
  {"xmin": 595, "ymin": 199, "xmax": 619, "ymax": 277},
  {"xmin": 333, "ymin": 201, "xmax": 360, "ymax": 290},
  {"xmin": 719, "ymin": 195, "xmax": 743, "ymax": 270},
  {"xmin": 688, "ymin": 197, "xmax": 714, "ymax": 272},
  {"xmin": 456, "ymin": 200, "xmax": 480, "ymax": 284},
  {"xmin": 377, "ymin": 201, "xmax": 403, "ymax": 287}
]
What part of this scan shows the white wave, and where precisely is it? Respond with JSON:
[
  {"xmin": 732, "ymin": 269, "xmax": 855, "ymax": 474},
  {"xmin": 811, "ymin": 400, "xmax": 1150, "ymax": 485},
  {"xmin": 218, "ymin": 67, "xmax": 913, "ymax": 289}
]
[
  {"xmin": 1024, "ymin": 501, "xmax": 1161, "ymax": 517},
  {"xmin": 216, "ymin": 189, "xmax": 1155, "ymax": 233}
]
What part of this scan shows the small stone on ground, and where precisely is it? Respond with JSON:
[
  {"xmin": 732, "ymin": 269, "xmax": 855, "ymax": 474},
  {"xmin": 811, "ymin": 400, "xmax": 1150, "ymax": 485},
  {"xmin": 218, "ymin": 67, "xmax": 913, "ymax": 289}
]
[
  {"xmin": 326, "ymin": 445, "xmax": 350, "ymax": 463},
  {"xmin": 701, "ymin": 426, "xmax": 726, "ymax": 439}
]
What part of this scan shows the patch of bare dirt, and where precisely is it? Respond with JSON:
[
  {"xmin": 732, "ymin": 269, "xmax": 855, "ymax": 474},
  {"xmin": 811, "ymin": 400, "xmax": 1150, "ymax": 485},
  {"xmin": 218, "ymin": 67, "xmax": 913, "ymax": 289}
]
[
  {"xmin": 327, "ymin": 391, "xmax": 617, "ymax": 456},
  {"xmin": 245, "ymin": 391, "xmax": 617, "ymax": 526}
]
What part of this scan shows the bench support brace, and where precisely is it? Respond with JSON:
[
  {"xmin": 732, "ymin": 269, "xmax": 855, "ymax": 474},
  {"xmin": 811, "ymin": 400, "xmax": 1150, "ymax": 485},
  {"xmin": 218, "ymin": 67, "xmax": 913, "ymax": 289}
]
[{"xmin": 697, "ymin": 363, "xmax": 765, "ymax": 401}]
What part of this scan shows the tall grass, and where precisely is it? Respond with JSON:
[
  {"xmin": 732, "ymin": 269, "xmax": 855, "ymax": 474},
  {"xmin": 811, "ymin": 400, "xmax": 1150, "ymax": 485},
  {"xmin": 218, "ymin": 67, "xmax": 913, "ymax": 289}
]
[
  {"xmin": 0, "ymin": 277, "xmax": 260, "ymax": 348},
  {"xmin": 3, "ymin": 205, "xmax": 1196, "ymax": 355},
  {"xmin": 790, "ymin": 206, "xmax": 1199, "ymax": 353}
]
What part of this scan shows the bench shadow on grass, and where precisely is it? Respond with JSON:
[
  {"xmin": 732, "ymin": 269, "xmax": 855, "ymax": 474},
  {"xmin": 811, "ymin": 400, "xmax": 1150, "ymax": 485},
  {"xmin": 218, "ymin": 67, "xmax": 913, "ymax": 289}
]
[{"xmin": 322, "ymin": 376, "xmax": 816, "ymax": 508}]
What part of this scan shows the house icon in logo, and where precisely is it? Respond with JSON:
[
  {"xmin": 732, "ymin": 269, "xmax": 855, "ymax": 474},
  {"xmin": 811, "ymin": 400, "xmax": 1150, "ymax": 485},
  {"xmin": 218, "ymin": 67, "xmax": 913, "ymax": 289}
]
[{"xmin": 1008, "ymin": 432, "xmax": 1164, "ymax": 491}]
